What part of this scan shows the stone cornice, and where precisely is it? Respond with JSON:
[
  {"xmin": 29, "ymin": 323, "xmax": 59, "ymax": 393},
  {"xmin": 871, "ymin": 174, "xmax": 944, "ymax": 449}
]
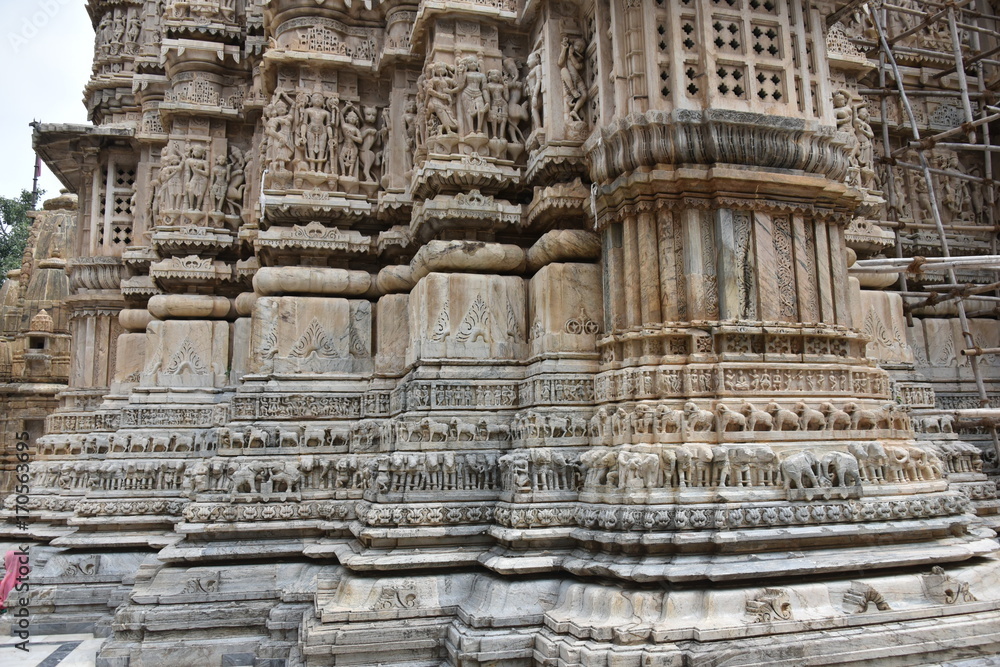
[{"xmin": 585, "ymin": 109, "xmax": 851, "ymax": 187}]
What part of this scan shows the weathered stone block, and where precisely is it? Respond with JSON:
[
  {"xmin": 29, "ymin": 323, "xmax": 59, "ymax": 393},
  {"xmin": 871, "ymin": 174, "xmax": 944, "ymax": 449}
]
[{"xmin": 407, "ymin": 272, "xmax": 526, "ymax": 363}]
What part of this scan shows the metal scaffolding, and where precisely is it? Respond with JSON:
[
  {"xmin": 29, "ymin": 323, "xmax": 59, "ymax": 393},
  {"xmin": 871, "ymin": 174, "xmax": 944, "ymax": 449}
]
[{"xmin": 842, "ymin": 0, "xmax": 1000, "ymax": 458}]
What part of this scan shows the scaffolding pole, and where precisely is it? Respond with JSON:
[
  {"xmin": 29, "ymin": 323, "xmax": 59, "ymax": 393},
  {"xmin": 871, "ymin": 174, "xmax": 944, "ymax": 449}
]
[{"xmin": 868, "ymin": 3, "xmax": 1000, "ymax": 461}]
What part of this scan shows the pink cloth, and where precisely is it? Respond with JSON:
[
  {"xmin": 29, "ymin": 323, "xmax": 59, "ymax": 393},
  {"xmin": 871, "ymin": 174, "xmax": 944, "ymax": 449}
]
[{"xmin": 0, "ymin": 551, "xmax": 28, "ymax": 609}]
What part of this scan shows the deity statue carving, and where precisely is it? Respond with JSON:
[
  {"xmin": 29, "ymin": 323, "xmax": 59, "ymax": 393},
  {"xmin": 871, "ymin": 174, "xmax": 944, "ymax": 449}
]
[
  {"xmin": 403, "ymin": 96, "xmax": 417, "ymax": 173},
  {"xmin": 224, "ymin": 146, "xmax": 246, "ymax": 217},
  {"xmin": 183, "ymin": 145, "xmax": 210, "ymax": 212},
  {"xmin": 854, "ymin": 106, "xmax": 876, "ymax": 191},
  {"xmin": 426, "ymin": 62, "xmax": 459, "ymax": 138},
  {"xmin": 503, "ymin": 58, "xmax": 529, "ymax": 144},
  {"xmin": 263, "ymin": 93, "xmax": 296, "ymax": 173},
  {"xmin": 340, "ymin": 104, "xmax": 364, "ymax": 180},
  {"xmin": 485, "ymin": 69, "xmax": 509, "ymax": 141},
  {"xmin": 936, "ymin": 153, "xmax": 974, "ymax": 222},
  {"xmin": 26, "ymin": 2, "xmax": 1000, "ymax": 664},
  {"xmin": 559, "ymin": 36, "xmax": 588, "ymax": 125},
  {"xmin": 452, "ymin": 56, "xmax": 489, "ymax": 138},
  {"xmin": 209, "ymin": 155, "xmax": 230, "ymax": 214},
  {"xmin": 834, "ymin": 90, "xmax": 876, "ymax": 192},
  {"xmin": 359, "ymin": 106, "xmax": 383, "ymax": 183},
  {"xmin": 298, "ymin": 93, "xmax": 334, "ymax": 173}
]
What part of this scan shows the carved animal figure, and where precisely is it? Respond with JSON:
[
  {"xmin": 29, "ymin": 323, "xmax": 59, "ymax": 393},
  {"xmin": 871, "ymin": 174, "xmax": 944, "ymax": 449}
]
[
  {"xmin": 917, "ymin": 416, "xmax": 946, "ymax": 434},
  {"xmin": 674, "ymin": 443, "xmax": 714, "ymax": 487},
  {"xmin": 753, "ymin": 447, "xmax": 780, "ymax": 486},
  {"xmin": 657, "ymin": 445, "xmax": 678, "ymax": 487},
  {"xmin": 655, "ymin": 405, "xmax": 683, "ymax": 435},
  {"xmin": 780, "ymin": 451, "xmax": 821, "ymax": 490},
  {"xmin": 885, "ymin": 403, "xmax": 911, "ymax": 431},
  {"xmin": 717, "ymin": 405, "xmax": 747, "ymax": 432},
  {"xmin": 172, "ymin": 434, "xmax": 194, "ymax": 452},
  {"xmin": 720, "ymin": 445, "xmax": 766, "ymax": 487},
  {"xmin": 919, "ymin": 449, "xmax": 945, "ymax": 479},
  {"xmin": 230, "ymin": 428, "xmax": 248, "ymax": 448},
  {"xmin": 530, "ymin": 449, "xmax": 553, "ymax": 490},
  {"xmin": 618, "ymin": 450, "xmax": 659, "ymax": 489},
  {"xmin": 742, "ymin": 402, "xmax": 773, "ymax": 431},
  {"xmin": 796, "ymin": 403, "xmax": 826, "ymax": 431},
  {"xmin": 451, "ymin": 418, "xmax": 478, "ymax": 442},
  {"xmin": 845, "ymin": 403, "xmax": 887, "ymax": 430},
  {"xmin": 303, "ymin": 427, "xmax": 326, "ymax": 448},
  {"xmin": 111, "ymin": 434, "xmax": 130, "ymax": 453},
  {"xmin": 849, "ymin": 441, "xmax": 887, "ymax": 483},
  {"xmin": 248, "ymin": 427, "xmax": 270, "ymax": 449},
  {"xmin": 421, "ymin": 418, "xmax": 450, "ymax": 443},
  {"xmin": 883, "ymin": 445, "xmax": 911, "ymax": 482},
  {"xmin": 612, "ymin": 407, "xmax": 630, "ymax": 438},
  {"xmin": 822, "ymin": 451, "xmax": 862, "ymax": 487},
  {"xmin": 545, "ymin": 415, "xmax": 570, "ymax": 439},
  {"xmin": 684, "ymin": 402, "xmax": 715, "ymax": 437},
  {"xmin": 151, "ymin": 435, "xmax": 171, "ymax": 453},
  {"xmin": 268, "ymin": 462, "xmax": 301, "ymax": 498},
  {"xmin": 478, "ymin": 419, "xmax": 511, "ymax": 441},
  {"xmin": 898, "ymin": 445, "xmax": 938, "ymax": 481},
  {"xmin": 768, "ymin": 403, "xmax": 800, "ymax": 431},
  {"xmin": 580, "ymin": 447, "xmax": 616, "ymax": 487},
  {"xmin": 130, "ymin": 435, "xmax": 151, "ymax": 453},
  {"xmin": 231, "ymin": 463, "xmax": 258, "ymax": 495},
  {"xmin": 279, "ymin": 429, "xmax": 300, "ymax": 448},
  {"xmin": 820, "ymin": 403, "xmax": 852, "ymax": 431},
  {"xmin": 68, "ymin": 436, "xmax": 85, "ymax": 456},
  {"xmin": 631, "ymin": 406, "xmax": 654, "ymax": 436}
]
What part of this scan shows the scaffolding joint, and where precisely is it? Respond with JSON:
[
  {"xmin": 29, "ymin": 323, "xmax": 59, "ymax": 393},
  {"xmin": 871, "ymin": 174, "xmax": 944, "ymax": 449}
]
[{"xmin": 908, "ymin": 256, "xmax": 929, "ymax": 273}]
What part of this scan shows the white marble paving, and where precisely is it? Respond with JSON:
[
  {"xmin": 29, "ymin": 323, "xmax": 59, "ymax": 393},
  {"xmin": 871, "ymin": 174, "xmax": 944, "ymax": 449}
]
[{"xmin": 0, "ymin": 634, "xmax": 105, "ymax": 667}]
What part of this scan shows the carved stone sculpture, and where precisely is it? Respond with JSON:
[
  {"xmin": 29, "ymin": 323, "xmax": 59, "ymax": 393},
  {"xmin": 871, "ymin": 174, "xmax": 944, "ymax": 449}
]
[{"xmin": 12, "ymin": 2, "xmax": 1000, "ymax": 666}]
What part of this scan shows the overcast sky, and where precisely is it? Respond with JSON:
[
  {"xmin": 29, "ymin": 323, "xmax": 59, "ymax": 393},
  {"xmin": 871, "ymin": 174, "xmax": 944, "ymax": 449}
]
[{"xmin": 0, "ymin": 0, "xmax": 94, "ymax": 202}]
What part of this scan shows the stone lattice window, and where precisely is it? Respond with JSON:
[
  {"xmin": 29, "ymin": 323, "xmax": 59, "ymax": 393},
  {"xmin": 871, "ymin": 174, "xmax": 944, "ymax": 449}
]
[
  {"xmin": 654, "ymin": 2, "xmax": 671, "ymax": 99},
  {"xmin": 649, "ymin": 0, "xmax": 809, "ymax": 113},
  {"xmin": 95, "ymin": 161, "xmax": 136, "ymax": 252}
]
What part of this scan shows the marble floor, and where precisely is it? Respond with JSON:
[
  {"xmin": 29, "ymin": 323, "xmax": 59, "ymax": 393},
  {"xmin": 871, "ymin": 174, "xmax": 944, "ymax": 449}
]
[
  {"xmin": 0, "ymin": 635, "xmax": 994, "ymax": 667},
  {"xmin": 0, "ymin": 634, "xmax": 106, "ymax": 667}
]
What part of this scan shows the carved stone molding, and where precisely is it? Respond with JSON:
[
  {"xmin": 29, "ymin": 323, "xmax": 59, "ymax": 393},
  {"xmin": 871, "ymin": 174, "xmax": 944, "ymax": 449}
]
[{"xmin": 585, "ymin": 109, "xmax": 851, "ymax": 186}]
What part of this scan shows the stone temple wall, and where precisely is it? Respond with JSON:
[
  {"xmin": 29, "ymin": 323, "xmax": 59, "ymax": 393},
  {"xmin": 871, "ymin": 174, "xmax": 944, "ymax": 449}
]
[{"xmin": 3, "ymin": 0, "xmax": 999, "ymax": 665}]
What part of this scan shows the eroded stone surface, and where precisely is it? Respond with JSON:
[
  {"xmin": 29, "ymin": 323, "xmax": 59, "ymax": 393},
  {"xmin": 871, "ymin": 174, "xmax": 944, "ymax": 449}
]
[{"xmin": 2, "ymin": 1, "xmax": 999, "ymax": 665}]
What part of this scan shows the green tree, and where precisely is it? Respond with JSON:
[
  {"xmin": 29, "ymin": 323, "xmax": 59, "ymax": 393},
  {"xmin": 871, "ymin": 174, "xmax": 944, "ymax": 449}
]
[{"xmin": 0, "ymin": 190, "xmax": 40, "ymax": 276}]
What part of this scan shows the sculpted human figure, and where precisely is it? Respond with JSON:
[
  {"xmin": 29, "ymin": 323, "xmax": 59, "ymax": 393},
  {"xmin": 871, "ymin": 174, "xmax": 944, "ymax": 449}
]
[
  {"xmin": 224, "ymin": 146, "xmax": 246, "ymax": 216},
  {"xmin": 326, "ymin": 94, "xmax": 342, "ymax": 174},
  {"xmin": 854, "ymin": 105, "xmax": 876, "ymax": 189},
  {"xmin": 525, "ymin": 48, "xmax": 544, "ymax": 132},
  {"xmin": 503, "ymin": 58, "xmax": 528, "ymax": 143},
  {"xmin": 414, "ymin": 65, "xmax": 430, "ymax": 146},
  {"xmin": 152, "ymin": 144, "xmax": 183, "ymax": 215},
  {"xmin": 340, "ymin": 105, "xmax": 363, "ymax": 179},
  {"xmin": 450, "ymin": 56, "xmax": 489, "ymax": 136},
  {"xmin": 110, "ymin": 10, "xmax": 126, "ymax": 56},
  {"xmin": 833, "ymin": 89, "xmax": 853, "ymax": 132},
  {"xmin": 299, "ymin": 92, "xmax": 333, "ymax": 172},
  {"xmin": 264, "ymin": 95, "xmax": 295, "ymax": 171},
  {"xmin": 97, "ymin": 14, "xmax": 111, "ymax": 58},
  {"xmin": 485, "ymin": 69, "xmax": 509, "ymax": 140},
  {"xmin": 559, "ymin": 36, "xmax": 588, "ymax": 123},
  {"xmin": 359, "ymin": 105, "xmax": 382, "ymax": 183},
  {"xmin": 834, "ymin": 90, "xmax": 861, "ymax": 186},
  {"xmin": 125, "ymin": 11, "xmax": 141, "ymax": 53},
  {"xmin": 403, "ymin": 97, "xmax": 417, "ymax": 170},
  {"xmin": 427, "ymin": 62, "xmax": 458, "ymax": 136},
  {"xmin": 940, "ymin": 154, "xmax": 973, "ymax": 221},
  {"xmin": 183, "ymin": 144, "xmax": 210, "ymax": 211},
  {"xmin": 209, "ymin": 154, "xmax": 230, "ymax": 213}
]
